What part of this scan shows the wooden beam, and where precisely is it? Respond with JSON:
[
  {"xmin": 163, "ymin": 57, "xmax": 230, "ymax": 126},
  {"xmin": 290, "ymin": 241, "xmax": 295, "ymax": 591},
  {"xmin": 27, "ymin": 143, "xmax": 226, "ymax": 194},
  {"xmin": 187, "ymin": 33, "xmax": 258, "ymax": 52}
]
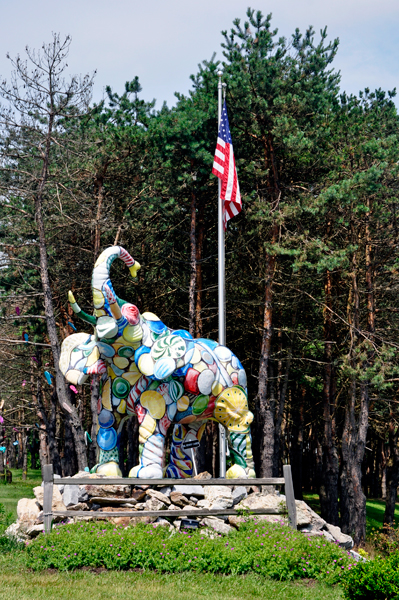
[
  {"xmin": 283, "ymin": 464, "xmax": 297, "ymax": 529},
  {"xmin": 52, "ymin": 507, "xmax": 286, "ymax": 518},
  {"xmin": 53, "ymin": 477, "xmax": 285, "ymax": 486},
  {"xmin": 43, "ymin": 464, "xmax": 54, "ymax": 534}
]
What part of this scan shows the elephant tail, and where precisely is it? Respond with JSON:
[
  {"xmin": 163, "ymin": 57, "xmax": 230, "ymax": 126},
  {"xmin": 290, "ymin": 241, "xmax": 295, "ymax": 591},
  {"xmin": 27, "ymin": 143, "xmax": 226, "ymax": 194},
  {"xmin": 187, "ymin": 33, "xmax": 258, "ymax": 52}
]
[{"xmin": 91, "ymin": 246, "xmax": 141, "ymax": 310}]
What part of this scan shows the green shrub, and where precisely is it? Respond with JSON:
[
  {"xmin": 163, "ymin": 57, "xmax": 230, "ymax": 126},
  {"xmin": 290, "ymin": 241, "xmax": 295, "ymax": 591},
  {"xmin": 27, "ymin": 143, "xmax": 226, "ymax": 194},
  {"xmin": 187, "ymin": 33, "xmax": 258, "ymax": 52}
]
[
  {"xmin": 26, "ymin": 518, "xmax": 353, "ymax": 583},
  {"xmin": 343, "ymin": 552, "xmax": 399, "ymax": 600},
  {"xmin": 369, "ymin": 524, "xmax": 399, "ymax": 556}
]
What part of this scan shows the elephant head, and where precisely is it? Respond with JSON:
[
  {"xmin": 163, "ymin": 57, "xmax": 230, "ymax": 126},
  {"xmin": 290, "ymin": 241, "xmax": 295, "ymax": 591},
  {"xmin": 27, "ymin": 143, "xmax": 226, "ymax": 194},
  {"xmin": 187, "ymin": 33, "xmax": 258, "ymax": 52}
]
[{"xmin": 59, "ymin": 246, "xmax": 141, "ymax": 385}]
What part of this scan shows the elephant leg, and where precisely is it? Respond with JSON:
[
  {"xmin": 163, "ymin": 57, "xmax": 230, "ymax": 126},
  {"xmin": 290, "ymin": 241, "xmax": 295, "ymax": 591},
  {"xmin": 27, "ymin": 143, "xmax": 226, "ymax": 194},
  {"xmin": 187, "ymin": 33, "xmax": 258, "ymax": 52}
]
[
  {"xmin": 227, "ymin": 430, "xmax": 256, "ymax": 478},
  {"xmin": 213, "ymin": 385, "xmax": 255, "ymax": 478},
  {"xmin": 166, "ymin": 421, "xmax": 206, "ymax": 478}
]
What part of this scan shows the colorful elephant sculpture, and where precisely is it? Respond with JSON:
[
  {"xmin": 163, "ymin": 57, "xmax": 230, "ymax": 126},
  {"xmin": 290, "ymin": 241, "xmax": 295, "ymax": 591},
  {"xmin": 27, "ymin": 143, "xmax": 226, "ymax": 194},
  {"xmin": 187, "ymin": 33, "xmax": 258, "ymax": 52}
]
[{"xmin": 59, "ymin": 246, "xmax": 255, "ymax": 479}]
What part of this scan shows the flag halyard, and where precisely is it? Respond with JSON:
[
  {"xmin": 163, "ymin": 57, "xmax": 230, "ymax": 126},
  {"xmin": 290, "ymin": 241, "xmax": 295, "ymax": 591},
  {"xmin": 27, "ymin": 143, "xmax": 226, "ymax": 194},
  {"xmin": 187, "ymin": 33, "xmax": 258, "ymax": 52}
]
[{"xmin": 212, "ymin": 101, "xmax": 242, "ymax": 229}]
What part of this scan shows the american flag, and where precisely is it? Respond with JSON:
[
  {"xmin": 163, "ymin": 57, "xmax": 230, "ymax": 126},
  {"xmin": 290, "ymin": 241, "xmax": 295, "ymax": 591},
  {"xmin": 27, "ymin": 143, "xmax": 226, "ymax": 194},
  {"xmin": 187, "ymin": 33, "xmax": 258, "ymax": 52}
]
[{"xmin": 212, "ymin": 101, "xmax": 242, "ymax": 229}]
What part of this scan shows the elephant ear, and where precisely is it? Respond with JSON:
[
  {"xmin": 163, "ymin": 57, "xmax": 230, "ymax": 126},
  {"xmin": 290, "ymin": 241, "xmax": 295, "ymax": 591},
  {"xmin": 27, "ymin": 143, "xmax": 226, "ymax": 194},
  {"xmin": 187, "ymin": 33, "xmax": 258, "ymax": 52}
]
[
  {"xmin": 135, "ymin": 328, "xmax": 195, "ymax": 381},
  {"xmin": 59, "ymin": 332, "xmax": 92, "ymax": 385}
]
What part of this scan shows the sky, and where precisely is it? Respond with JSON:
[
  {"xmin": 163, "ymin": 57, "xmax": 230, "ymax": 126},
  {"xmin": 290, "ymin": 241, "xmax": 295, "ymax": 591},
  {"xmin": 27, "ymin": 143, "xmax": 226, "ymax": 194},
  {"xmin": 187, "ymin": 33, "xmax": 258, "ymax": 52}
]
[{"xmin": 0, "ymin": 0, "xmax": 398, "ymax": 109}]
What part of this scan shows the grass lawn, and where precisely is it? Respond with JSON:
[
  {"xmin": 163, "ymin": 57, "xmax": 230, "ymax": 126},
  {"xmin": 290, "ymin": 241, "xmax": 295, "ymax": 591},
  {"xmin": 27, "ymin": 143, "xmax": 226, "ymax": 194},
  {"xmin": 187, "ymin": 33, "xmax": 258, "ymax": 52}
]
[
  {"xmin": 303, "ymin": 493, "xmax": 399, "ymax": 530},
  {"xmin": 0, "ymin": 553, "xmax": 344, "ymax": 600},
  {"xmin": 0, "ymin": 469, "xmax": 42, "ymax": 520}
]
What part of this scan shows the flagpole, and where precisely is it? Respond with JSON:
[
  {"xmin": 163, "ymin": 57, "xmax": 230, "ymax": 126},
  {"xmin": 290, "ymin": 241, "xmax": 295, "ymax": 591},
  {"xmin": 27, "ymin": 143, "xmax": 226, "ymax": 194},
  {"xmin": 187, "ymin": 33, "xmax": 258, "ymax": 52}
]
[{"xmin": 217, "ymin": 69, "xmax": 226, "ymax": 478}]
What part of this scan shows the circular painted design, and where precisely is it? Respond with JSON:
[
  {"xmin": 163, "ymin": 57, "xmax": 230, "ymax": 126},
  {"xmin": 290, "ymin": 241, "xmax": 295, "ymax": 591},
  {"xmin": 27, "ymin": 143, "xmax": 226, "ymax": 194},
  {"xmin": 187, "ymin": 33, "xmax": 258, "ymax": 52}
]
[
  {"xmin": 172, "ymin": 329, "xmax": 193, "ymax": 340},
  {"xmin": 121, "ymin": 303, "xmax": 140, "ymax": 325},
  {"xmin": 197, "ymin": 369, "xmax": 215, "ymax": 395},
  {"xmin": 177, "ymin": 395, "xmax": 190, "ymax": 412},
  {"xmin": 123, "ymin": 324, "xmax": 143, "ymax": 344},
  {"xmin": 152, "ymin": 334, "xmax": 186, "ymax": 361},
  {"xmin": 214, "ymin": 386, "xmax": 250, "ymax": 431},
  {"xmin": 118, "ymin": 346, "xmax": 135, "ymax": 358},
  {"xmin": 98, "ymin": 409, "xmax": 115, "ymax": 428},
  {"xmin": 97, "ymin": 426, "xmax": 117, "ymax": 451},
  {"xmin": 112, "ymin": 377, "xmax": 130, "ymax": 399},
  {"xmin": 153, "ymin": 357, "xmax": 176, "ymax": 380},
  {"xmin": 167, "ymin": 402, "xmax": 177, "ymax": 421},
  {"xmin": 192, "ymin": 394, "xmax": 209, "ymax": 415},
  {"xmin": 169, "ymin": 379, "xmax": 184, "ymax": 403}
]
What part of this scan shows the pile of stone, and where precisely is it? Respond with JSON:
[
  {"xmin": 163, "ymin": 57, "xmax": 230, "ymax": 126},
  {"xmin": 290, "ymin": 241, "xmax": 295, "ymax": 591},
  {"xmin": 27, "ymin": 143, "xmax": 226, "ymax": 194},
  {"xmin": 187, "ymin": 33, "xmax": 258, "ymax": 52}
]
[{"xmin": 8, "ymin": 471, "xmax": 354, "ymax": 552}]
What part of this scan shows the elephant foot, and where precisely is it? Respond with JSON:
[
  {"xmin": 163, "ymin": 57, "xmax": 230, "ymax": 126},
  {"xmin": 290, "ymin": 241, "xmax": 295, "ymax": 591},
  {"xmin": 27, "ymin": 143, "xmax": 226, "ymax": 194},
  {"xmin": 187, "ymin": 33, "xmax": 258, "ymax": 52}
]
[
  {"xmin": 128, "ymin": 464, "xmax": 163, "ymax": 479},
  {"xmin": 92, "ymin": 461, "xmax": 122, "ymax": 477},
  {"xmin": 226, "ymin": 464, "xmax": 256, "ymax": 479}
]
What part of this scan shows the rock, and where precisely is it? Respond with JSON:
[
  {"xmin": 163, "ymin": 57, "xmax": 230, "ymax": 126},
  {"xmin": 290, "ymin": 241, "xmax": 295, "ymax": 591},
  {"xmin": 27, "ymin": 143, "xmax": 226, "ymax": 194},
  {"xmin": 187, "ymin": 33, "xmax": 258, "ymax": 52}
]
[
  {"xmin": 144, "ymin": 497, "xmax": 167, "ymax": 511},
  {"xmin": 350, "ymin": 550, "xmax": 366, "ymax": 562},
  {"xmin": 295, "ymin": 500, "xmax": 326, "ymax": 531},
  {"xmin": 194, "ymin": 471, "xmax": 212, "ymax": 480},
  {"xmin": 170, "ymin": 491, "xmax": 191, "ymax": 507},
  {"xmin": 35, "ymin": 511, "xmax": 44, "ymax": 524},
  {"xmin": 131, "ymin": 488, "xmax": 147, "ymax": 502},
  {"xmin": 168, "ymin": 504, "xmax": 181, "ymax": 511},
  {"xmin": 62, "ymin": 484, "xmax": 80, "ymax": 507},
  {"xmin": 17, "ymin": 498, "xmax": 40, "ymax": 525},
  {"xmin": 26, "ymin": 524, "xmax": 45, "ymax": 538},
  {"xmin": 204, "ymin": 485, "xmax": 232, "ymax": 503},
  {"xmin": 78, "ymin": 489, "xmax": 89, "ymax": 503},
  {"xmin": 196, "ymin": 499, "xmax": 212, "ymax": 509},
  {"xmin": 325, "ymin": 523, "xmax": 354, "ymax": 549},
  {"xmin": 152, "ymin": 517, "xmax": 171, "ymax": 528},
  {"xmin": 5, "ymin": 522, "xmax": 28, "ymax": 543},
  {"xmin": 200, "ymin": 517, "xmax": 233, "ymax": 534},
  {"xmin": 82, "ymin": 484, "xmax": 130, "ymax": 498},
  {"xmin": 237, "ymin": 492, "xmax": 281, "ymax": 512},
  {"xmin": 189, "ymin": 496, "xmax": 198, "ymax": 505},
  {"xmin": 99, "ymin": 506, "xmax": 131, "ymax": 526},
  {"xmin": 89, "ymin": 496, "xmax": 137, "ymax": 507},
  {"xmin": 228, "ymin": 515, "xmax": 246, "ymax": 529},
  {"xmin": 158, "ymin": 486, "xmax": 172, "ymax": 497},
  {"xmin": 67, "ymin": 503, "xmax": 90, "ymax": 511},
  {"xmin": 33, "ymin": 486, "xmax": 67, "ymax": 513},
  {"xmin": 322, "ymin": 531, "xmax": 336, "ymax": 543},
  {"xmin": 130, "ymin": 515, "xmax": 156, "ymax": 526},
  {"xmin": 232, "ymin": 486, "xmax": 247, "ymax": 505},
  {"xmin": 209, "ymin": 498, "xmax": 234, "ymax": 510},
  {"xmin": 172, "ymin": 484, "xmax": 205, "ymax": 498},
  {"xmin": 146, "ymin": 489, "xmax": 171, "ymax": 505}
]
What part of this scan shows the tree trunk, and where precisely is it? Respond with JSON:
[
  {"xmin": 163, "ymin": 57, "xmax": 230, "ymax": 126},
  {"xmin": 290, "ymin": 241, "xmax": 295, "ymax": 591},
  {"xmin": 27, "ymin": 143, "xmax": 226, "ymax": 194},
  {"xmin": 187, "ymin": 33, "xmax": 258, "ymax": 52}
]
[
  {"xmin": 290, "ymin": 385, "xmax": 305, "ymax": 500},
  {"xmin": 89, "ymin": 375, "xmax": 100, "ymax": 469},
  {"xmin": 63, "ymin": 414, "xmax": 78, "ymax": 476},
  {"xmin": 256, "ymin": 252, "xmax": 276, "ymax": 477},
  {"xmin": 195, "ymin": 202, "xmax": 205, "ymax": 338},
  {"xmin": 127, "ymin": 416, "xmax": 139, "ymax": 473},
  {"xmin": 383, "ymin": 414, "xmax": 399, "ymax": 527},
  {"xmin": 188, "ymin": 191, "xmax": 196, "ymax": 336},
  {"xmin": 320, "ymin": 269, "xmax": 340, "ymax": 526},
  {"xmin": 22, "ymin": 429, "xmax": 28, "ymax": 480}
]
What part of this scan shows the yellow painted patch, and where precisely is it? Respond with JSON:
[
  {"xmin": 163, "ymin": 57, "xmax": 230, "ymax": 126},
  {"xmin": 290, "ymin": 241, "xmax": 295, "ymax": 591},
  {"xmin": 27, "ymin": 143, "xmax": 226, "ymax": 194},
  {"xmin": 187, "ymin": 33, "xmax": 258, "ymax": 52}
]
[
  {"xmin": 227, "ymin": 364, "xmax": 236, "ymax": 376},
  {"xmin": 101, "ymin": 378, "xmax": 111, "ymax": 410},
  {"xmin": 214, "ymin": 386, "xmax": 251, "ymax": 432},
  {"xmin": 191, "ymin": 347, "xmax": 201, "ymax": 365},
  {"xmin": 177, "ymin": 395, "xmax": 190, "ymax": 412},
  {"xmin": 117, "ymin": 399, "xmax": 126, "ymax": 414},
  {"xmin": 195, "ymin": 361, "xmax": 207, "ymax": 373},
  {"xmin": 122, "ymin": 371, "xmax": 141, "ymax": 386},
  {"xmin": 139, "ymin": 413, "xmax": 156, "ymax": 443},
  {"xmin": 140, "ymin": 390, "xmax": 166, "ymax": 419},
  {"xmin": 122, "ymin": 324, "xmax": 143, "ymax": 344},
  {"xmin": 86, "ymin": 346, "xmax": 100, "ymax": 367},
  {"xmin": 142, "ymin": 312, "xmax": 160, "ymax": 321},
  {"xmin": 96, "ymin": 462, "xmax": 122, "ymax": 477},
  {"xmin": 128, "ymin": 362, "xmax": 140, "ymax": 373},
  {"xmin": 113, "ymin": 356, "xmax": 129, "ymax": 370},
  {"xmin": 93, "ymin": 288, "xmax": 105, "ymax": 309},
  {"xmin": 211, "ymin": 380, "xmax": 224, "ymax": 396},
  {"xmin": 95, "ymin": 309, "xmax": 107, "ymax": 317},
  {"xmin": 138, "ymin": 353, "xmax": 154, "ymax": 377}
]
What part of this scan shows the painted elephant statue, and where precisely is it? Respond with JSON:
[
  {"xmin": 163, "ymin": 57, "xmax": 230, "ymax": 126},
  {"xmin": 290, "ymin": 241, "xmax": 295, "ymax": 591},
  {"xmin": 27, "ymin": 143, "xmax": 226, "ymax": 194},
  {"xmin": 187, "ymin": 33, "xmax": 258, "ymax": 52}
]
[{"xmin": 59, "ymin": 246, "xmax": 255, "ymax": 479}]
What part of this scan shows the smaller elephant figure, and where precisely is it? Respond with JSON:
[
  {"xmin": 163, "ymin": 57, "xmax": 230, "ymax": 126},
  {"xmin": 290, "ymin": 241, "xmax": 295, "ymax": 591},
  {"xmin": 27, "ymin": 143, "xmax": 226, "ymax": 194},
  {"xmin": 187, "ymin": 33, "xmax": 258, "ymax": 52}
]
[{"xmin": 60, "ymin": 246, "xmax": 255, "ymax": 479}]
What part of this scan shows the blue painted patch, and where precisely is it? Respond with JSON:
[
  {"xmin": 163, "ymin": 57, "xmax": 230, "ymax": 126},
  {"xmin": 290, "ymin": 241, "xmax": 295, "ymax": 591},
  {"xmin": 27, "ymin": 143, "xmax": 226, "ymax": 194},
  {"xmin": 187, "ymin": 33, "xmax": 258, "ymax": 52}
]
[
  {"xmin": 174, "ymin": 363, "xmax": 191, "ymax": 377},
  {"xmin": 134, "ymin": 345, "xmax": 151, "ymax": 368},
  {"xmin": 146, "ymin": 319, "xmax": 167, "ymax": 334},
  {"xmin": 154, "ymin": 357, "xmax": 176, "ymax": 380},
  {"xmin": 198, "ymin": 338, "xmax": 218, "ymax": 350},
  {"xmin": 97, "ymin": 427, "xmax": 117, "ymax": 451},
  {"xmin": 98, "ymin": 409, "xmax": 115, "ymax": 428},
  {"xmin": 173, "ymin": 329, "xmax": 193, "ymax": 340}
]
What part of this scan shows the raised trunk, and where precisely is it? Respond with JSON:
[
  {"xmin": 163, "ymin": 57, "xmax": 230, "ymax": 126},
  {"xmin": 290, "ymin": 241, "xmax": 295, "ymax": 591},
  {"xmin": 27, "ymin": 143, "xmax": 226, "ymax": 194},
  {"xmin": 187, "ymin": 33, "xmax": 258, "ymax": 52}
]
[{"xmin": 320, "ymin": 269, "xmax": 340, "ymax": 526}]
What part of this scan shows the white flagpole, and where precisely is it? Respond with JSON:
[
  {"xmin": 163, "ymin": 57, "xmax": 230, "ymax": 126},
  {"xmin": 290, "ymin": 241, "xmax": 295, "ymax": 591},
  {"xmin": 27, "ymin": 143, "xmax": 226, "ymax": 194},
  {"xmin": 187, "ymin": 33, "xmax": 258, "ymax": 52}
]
[{"xmin": 217, "ymin": 70, "xmax": 226, "ymax": 478}]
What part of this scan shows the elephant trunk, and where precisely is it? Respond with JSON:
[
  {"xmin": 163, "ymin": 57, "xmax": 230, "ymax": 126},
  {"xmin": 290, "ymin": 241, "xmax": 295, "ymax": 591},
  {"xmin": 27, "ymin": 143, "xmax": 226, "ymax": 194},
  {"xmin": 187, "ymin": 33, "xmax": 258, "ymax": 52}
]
[{"xmin": 91, "ymin": 246, "xmax": 140, "ymax": 314}]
